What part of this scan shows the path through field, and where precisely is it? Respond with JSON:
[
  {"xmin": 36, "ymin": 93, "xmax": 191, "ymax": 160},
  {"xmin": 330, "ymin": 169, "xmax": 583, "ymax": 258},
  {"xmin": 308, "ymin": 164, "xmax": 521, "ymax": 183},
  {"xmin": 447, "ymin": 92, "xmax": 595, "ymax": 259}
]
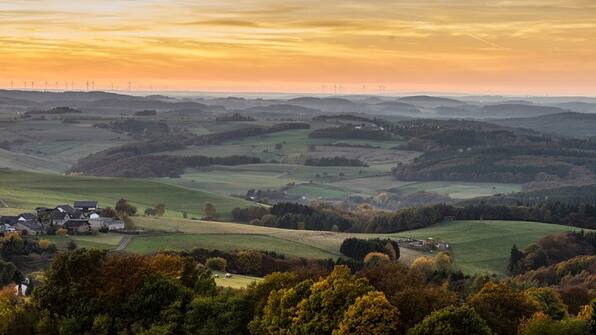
[{"xmin": 114, "ymin": 235, "xmax": 132, "ymax": 251}]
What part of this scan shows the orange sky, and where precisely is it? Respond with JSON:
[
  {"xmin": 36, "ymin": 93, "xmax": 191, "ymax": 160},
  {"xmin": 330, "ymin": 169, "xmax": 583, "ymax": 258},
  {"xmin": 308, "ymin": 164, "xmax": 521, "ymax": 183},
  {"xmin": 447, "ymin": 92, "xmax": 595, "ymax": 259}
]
[{"xmin": 1, "ymin": 0, "xmax": 596, "ymax": 95}]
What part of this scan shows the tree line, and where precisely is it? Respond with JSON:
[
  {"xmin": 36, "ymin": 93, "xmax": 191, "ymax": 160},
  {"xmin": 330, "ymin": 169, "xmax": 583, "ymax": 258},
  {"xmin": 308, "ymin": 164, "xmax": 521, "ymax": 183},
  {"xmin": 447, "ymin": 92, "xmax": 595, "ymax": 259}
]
[
  {"xmin": 305, "ymin": 156, "xmax": 369, "ymax": 167},
  {"xmin": 234, "ymin": 202, "xmax": 596, "ymax": 234},
  {"xmin": 2, "ymin": 245, "xmax": 594, "ymax": 334}
]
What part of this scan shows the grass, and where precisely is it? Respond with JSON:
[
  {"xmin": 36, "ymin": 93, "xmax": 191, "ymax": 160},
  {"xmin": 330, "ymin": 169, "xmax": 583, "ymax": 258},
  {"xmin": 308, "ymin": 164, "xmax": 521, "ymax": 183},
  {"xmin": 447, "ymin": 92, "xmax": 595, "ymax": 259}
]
[
  {"xmin": 394, "ymin": 181, "xmax": 522, "ymax": 199},
  {"xmin": 213, "ymin": 271, "xmax": 262, "ymax": 288},
  {"xmin": 1, "ymin": 119, "xmax": 132, "ymax": 173},
  {"xmin": 165, "ymin": 163, "xmax": 388, "ymax": 197},
  {"xmin": 330, "ymin": 176, "xmax": 522, "ymax": 199},
  {"xmin": 133, "ymin": 216, "xmax": 425, "ymax": 264},
  {"xmin": 0, "ymin": 169, "xmax": 253, "ymax": 219},
  {"xmin": 27, "ymin": 217, "xmax": 576, "ymax": 276},
  {"xmin": 213, "ymin": 271, "xmax": 263, "ymax": 289},
  {"xmin": 391, "ymin": 220, "xmax": 581, "ymax": 274},
  {"xmin": 126, "ymin": 233, "xmax": 338, "ymax": 259},
  {"xmin": 43, "ymin": 233, "xmax": 123, "ymax": 250}
]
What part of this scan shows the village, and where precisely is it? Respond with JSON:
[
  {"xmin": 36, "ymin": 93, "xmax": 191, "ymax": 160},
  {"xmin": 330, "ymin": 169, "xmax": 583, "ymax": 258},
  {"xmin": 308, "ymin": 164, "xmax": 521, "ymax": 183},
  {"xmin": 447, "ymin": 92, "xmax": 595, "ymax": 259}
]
[{"xmin": 0, "ymin": 200, "xmax": 125, "ymax": 236}]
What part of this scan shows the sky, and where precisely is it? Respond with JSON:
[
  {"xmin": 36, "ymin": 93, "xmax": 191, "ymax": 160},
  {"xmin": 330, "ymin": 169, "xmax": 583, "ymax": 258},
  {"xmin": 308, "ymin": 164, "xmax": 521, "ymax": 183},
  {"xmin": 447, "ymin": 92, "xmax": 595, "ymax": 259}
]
[{"xmin": 1, "ymin": 0, "xmax": 596, "ymax": 95}]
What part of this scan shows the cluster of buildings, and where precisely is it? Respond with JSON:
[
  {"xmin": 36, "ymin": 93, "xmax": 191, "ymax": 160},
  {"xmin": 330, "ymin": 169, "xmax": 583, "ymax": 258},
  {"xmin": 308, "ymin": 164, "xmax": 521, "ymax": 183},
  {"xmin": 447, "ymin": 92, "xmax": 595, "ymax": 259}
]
[
  {"xmin": 397, "ymin": 237, "xmax": 450, "ymax": 252},
  {"xmin": 0, "ymin": 201, "xmax": 124, "ymax": 236}
]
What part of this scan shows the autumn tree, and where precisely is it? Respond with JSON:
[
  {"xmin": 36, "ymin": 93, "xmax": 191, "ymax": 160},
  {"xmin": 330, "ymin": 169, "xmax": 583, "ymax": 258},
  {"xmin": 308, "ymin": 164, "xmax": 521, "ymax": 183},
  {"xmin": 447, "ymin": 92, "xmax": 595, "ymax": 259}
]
[
  {"xmin": 518, "ymin": 312, "xmax": 589, "ymax": 335},
  {"xmin": 115, "ymin": 198, "xmax": 137, "ymax": 216},
  {"xmin": 194, "ymin": 268, "xmax": 217, "ymax": 296},
  {"xmin": 333, "ymin": 291, "xmax": 399, "ymax": 335},
  {"xmin": 0, "ymin": 260, "xmax": 17, "ymax": 287},
  {"xmin": 363, "ymin": 252, "xmax": 391, "ymax": 267},
  {"xmin": 203, "ymin": 203, "xmax": 218, "ymax": 220},
  {"xmin": 291, "ymin": 265, "xmax": 373, "ymax": 334},
  {"xmin": 359, "ymin": 262, "xmax": 457, "ymax": 332},
  {"xmin": 205, "ymin": 257, "xmax": 227, "ymax": 272},
  {"xmin": 180, "ymin": 257, "xmax": 198, "ymax": 289},
  {"xmin": 154, "ymin": 203, "xmax": 166, "ymax": 217},
  {"xmin": 508, "ymin": 244, "xmax": 523, "ymax": 274},
  {"xmin": 407, "ymin": 305, "xmax": 491, "ymax": 335},
  {"xmin": 525, "ymin": 287, "xmax": 567, "ymax": 320},
  {"xmin": 469, "ymin": 282, "xmax": 537, "ymax": 335},
  {"xmin": 249, "ymin": 279, "xmax": 313, "ymax": 334}
]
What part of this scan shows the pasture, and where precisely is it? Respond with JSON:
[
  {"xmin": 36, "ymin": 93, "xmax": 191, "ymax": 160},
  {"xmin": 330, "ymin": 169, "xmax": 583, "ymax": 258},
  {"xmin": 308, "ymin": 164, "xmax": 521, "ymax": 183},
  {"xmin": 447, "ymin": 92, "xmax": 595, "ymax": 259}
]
[
  {"xmin": 126, "ymin": 233, "xmax": 337, "ymax": 259},
  {"xmin": 165, "ymin": 163, "xmax": 388, "ymax": 197},
  {"xmin": 0, "ymin": 119, "xmax": 132, "ymax": 173},
  {"xmin": 392, "ymin": 220, "xmax": 580, "ymax": 274},
  {"xmin": 330, "ymin": 176, "xmax": 522, "ymax": 199},
  {"xmin": 134, "ymin": 217, "xmax": 579, "ymax": 275},
  {"xmin": 0, "ymin": 170, "xmax": 252, "ymax": 219},
  {"xmin": 132, "ymin": 216, "xmax": 425, "ymax": 263},
  {"xmin": 213, "ymin": 271, "xmax": 262, "ymax": 289},
  {"xmin": 29, "ymin": 217, "xmax": 577, "ymax": 276}
]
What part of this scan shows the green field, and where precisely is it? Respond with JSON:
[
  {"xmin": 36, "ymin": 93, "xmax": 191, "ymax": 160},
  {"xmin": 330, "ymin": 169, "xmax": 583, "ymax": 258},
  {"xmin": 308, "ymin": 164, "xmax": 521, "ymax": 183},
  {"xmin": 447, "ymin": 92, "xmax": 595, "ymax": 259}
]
[
  {"xmin": 213, "ymin": 271, "xmax": 262, "ymax": 289},
  {"xmin": 126, "ymin": 233, "xmax": 337, "ymax": 259},
  {"xmin": 164, "ymin": 163, "xmax": 389, "ymax": 197},
  {"xmin": 0, "ymin": 119, "xmax": 133, "ymax": 173},
  {"xmin": 133, "ymin": 218, "xmax": 576, "ymax": 275},
  {"xmin": 44, "ymin": 233, "xmax": 123, "ymax": 250},
  {"xmin": 331, "ymin": 176, "xmax": 522, "ymax": 199},
  {"xmin": 133, "ymin": 216, "xmax": 425, "ymax": 263},
  {"xmin": 0, "ymin": 169, "xmax": 252, "ymax": 219},
  {"xmin": 30, "ymin": 217, "xmax": 578, "ymax": 276},
  {"xmin": 392, "ymin": 220, "xmax": 580, "ymax": 274}
]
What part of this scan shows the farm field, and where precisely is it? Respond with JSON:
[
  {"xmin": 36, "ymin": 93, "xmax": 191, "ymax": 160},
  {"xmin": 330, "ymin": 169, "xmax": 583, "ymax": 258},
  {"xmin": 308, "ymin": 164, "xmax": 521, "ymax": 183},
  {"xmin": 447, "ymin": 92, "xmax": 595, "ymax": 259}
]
[
  {"xmin": 392, "ymin": 220, "xmax": 581, "ymax": 274},
  {"xmin": 330, "ymin": 176, "xmax": 522, "ymax": 199},
  {"xmin": 0, "ymin": 169, "xmax": 252, "ymax": 219},
  {"xmin": 44, "ymin": 232, "xmax": 123, "ymax": 250},
  {"xmin": 163, "ymin": 163, "xmax": 390, "ymax": 197},
  {"xmin": 213, "ymin": 271, "xmax": 262, "ymax": 289},
  {"xmin": 126, "ymin": 233, "xmax": 338, "ymax": 259},
  {"xmin": 133, "ymin": 216, "xmax": 424, "ymax": 263},
  {"xmin": 49, "ymin": 217, "xmax": 573, "ymax": 276},
  {"xmin": 0, "ymin": 119, "xmax": 133, "ymax": 172}
]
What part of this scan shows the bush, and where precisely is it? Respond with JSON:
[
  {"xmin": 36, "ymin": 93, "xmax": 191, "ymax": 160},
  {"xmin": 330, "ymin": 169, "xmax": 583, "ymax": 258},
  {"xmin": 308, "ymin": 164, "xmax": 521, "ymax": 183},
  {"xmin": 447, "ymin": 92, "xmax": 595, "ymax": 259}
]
[
  {"xmin": 408, "ymin": 305, "xmax": 491, "ymax": 335},
  {"xmin": 205, "ymin": 257, "xmax": 227, "ymax": 272},
  {"xmin": 363, "ymin": 252, "xmax": 391, "ymax": 267}
]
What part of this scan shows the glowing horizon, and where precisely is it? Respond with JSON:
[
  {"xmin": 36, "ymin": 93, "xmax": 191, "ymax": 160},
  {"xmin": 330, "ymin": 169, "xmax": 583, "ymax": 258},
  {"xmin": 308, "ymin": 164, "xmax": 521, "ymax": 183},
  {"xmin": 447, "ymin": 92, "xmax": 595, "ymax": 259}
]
[{"xmin": 2, "ymin": 0, "xmax": 596, "ymax": 95}]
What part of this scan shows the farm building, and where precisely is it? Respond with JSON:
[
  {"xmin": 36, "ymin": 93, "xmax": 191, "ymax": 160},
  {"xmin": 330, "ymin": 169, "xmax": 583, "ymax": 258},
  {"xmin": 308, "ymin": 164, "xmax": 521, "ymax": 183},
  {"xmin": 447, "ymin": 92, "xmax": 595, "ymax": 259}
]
[
  {"xmin": 14, "ymin": 220, "xmax": 43, "ymax": 235},
  {"xmin": 89, "ymin": 217, "xmax": 125, "ymax": 231},
  {"xmin": 74, "ymin": 201, "xmax": 99, "ymax": 212},
  {"xmin": 64, "ymin": 219, "xmax": 92, "ymax": 234}
]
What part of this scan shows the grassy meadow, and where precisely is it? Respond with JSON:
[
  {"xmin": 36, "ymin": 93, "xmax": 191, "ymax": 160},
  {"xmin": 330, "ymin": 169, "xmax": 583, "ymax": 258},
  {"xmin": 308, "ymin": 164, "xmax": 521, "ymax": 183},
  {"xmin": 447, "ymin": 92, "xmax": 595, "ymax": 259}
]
[
  {"xmin": 39, "ymin": 217, "xmax": 575, "ymax": 275},
  {"xmin": 392, "ymin": 220, "xmax": 581, "ymax": 274},
  {"xmin": 0, "ymin": 169, "xmax": 252, "ymax": 219}
]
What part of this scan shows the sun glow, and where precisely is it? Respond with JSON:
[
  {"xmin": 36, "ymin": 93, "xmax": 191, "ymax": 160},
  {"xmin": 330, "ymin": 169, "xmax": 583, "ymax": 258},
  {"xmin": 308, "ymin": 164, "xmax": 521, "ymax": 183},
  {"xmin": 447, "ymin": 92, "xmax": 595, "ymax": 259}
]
[{"xmin": 1, "ymin": 0, "xmax": 596, "ymax": 94}]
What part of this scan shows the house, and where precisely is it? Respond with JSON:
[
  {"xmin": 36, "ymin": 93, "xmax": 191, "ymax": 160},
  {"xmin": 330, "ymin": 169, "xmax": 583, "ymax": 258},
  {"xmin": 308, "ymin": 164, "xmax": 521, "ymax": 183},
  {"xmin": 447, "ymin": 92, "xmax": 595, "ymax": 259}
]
[
  {"xmin": 74, "ymin": 201, "xmax": 98, "ymax": 212},
  {"xmin": 17, "ymin": 213, "xmax": 36, "ymax": 222},
  {"xmin": 15, "ymin": 220, "xmax": 43, "ymax": 235},
  {"xmin": 0, "ymin": 216, "xmax": 18, "ymax": 226},
  {"xmin": 64, "ymin": 219, "xmax": 91, "ymax": 234},
  {"xmin": 56, "ymin": 204, "xmax": 76, "ymax": 214},
  {"xmin": 49, "ymin": 211, "xmax": 70, "ymax": 226},
  {"xmin": 89, "ymin": 217, "xmax": 125, "ymax": 231}
]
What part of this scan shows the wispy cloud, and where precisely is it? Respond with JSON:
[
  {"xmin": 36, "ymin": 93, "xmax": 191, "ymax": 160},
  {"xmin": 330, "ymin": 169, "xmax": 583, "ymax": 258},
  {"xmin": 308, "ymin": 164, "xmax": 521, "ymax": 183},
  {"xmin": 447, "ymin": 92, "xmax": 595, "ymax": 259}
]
[{"xmin": 0, "ymin": 0, "xmax": 595, "ymax": 93}]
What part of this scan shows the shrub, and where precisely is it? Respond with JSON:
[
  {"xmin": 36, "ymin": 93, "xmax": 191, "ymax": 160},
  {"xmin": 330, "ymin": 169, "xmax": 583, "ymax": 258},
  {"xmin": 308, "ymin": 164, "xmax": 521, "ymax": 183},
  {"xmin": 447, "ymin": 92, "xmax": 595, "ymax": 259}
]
[
  {"xmin": 363, "ymin": 252, "xmax": 391, "ymax": 267},
  {"xmin": 205, "ymin": 257, "xmax": 227, "ymax": 271}
]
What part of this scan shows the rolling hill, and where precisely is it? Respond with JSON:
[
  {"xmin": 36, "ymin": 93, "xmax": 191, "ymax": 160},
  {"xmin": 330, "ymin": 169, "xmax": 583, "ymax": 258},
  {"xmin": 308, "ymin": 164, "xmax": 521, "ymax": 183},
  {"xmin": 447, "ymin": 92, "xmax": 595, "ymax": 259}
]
[
  {"xmin": 489, "ymin": 112, "xmax": 596, "ymax": 138},
  {"xmin": 0, "ymin": 169, "xmax": 252, "ymax": 219}
]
